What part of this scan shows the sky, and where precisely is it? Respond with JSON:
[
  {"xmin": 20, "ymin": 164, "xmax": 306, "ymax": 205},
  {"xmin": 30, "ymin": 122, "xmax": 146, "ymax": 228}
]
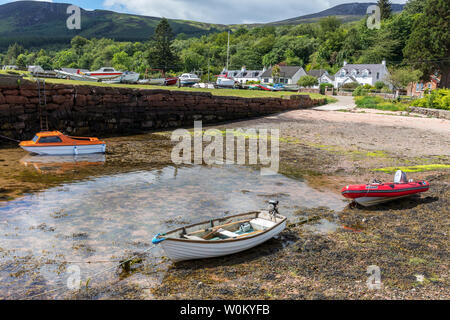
[{"xmin": 0, "ymin": 0, "xmax": 408, "ymax": 24}]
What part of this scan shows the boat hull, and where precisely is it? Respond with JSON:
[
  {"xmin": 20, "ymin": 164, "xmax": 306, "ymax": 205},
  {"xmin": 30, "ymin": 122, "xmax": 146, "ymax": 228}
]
[
  {"xmin": 160, "ymin": 220, "xmax": 286, "ymax": 262},
  {"xmin": 20, "ymin": 144, "xmax": 106, "ymax": 155},
  {"xmin": 354, "ymin": 195, "xmax": 413, "ymax": 207},
  {"xmin": 342, "ymin": 181, "xmax": 429, "ymax": 206}
]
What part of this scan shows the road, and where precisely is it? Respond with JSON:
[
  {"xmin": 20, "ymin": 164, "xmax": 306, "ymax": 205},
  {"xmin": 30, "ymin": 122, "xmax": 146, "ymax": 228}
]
[{"xmin": 313, "ymin": 95, "xmax": 356, "ymax": 111}]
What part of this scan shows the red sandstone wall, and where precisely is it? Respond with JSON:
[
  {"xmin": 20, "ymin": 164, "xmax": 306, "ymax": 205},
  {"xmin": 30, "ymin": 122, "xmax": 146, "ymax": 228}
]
[{"xmin": 0, "ymin": 76, "xmax": 325, "ymax": 142}]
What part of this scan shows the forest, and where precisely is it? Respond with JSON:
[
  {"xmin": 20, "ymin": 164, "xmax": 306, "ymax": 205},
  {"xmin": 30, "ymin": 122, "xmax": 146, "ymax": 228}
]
[{"xmin": 1, "ymin": 0, "xmax": 448, "ymax": 87}]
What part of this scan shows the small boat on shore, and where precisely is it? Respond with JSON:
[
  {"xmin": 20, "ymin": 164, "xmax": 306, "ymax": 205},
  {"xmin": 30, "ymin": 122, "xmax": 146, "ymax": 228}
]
[
  {"xmin": 152, "ymin": 201, "xmax": 286, "ymax": 262},
  {"xmin": 179, "ymin": 73, "xmax": 201, "ymax": 86},
  {"xmin": 341, "ymin": 170, "xmax": 429, "ymax": 206},
  {"xmin": 85, "ymin": 67, "xmax": 123, "ymax": 80},
  {"xmin": 19, "ymin": 131, "xmax": 106, "ymax": 155}
]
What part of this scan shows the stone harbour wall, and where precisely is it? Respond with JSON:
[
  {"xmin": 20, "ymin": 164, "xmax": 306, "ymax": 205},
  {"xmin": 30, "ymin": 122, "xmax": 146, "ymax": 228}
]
[
  {"xmin": 408, "ymin": 106, "xmax": 450, "ymax": 120},
  {"xmin": 0, "ymin": 76, "xmax": 325, "ymax": 142}
]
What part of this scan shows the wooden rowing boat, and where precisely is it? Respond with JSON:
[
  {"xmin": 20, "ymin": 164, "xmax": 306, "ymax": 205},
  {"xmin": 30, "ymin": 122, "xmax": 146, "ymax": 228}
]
[{"xmin": 152, "ymin": 201, "xmax": 286, "ymax": 262}]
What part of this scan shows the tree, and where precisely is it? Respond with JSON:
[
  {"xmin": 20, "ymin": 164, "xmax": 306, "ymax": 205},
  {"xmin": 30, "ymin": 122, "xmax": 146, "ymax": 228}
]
[
  {"xmin": 15, "ymin": 54, "xmax": 27, "ymax": 68},
  {"xmin": 404, "ymin": 0, "xmax": 426, "ymax": 14},
  {"xmin": 298, "ymin": 75, "xmax": 318, "ymax": 87},
  {"xmin": 34, "ymin": 55, "xmax": 53, "ymax": 71},
  {"xmin": 71, "ymin": 36, "xmax": 89, "ymax": 55},
  {"xmin": 149, "ymin": 18, "xmax": 179, "ymax": 74},
  {"xmin": 2, "ymin": 43, "xmax": 24, "ymax": 65},
  {"xmin": 377, "ymin": 0, "xmax": 392, "ymax": 20},
  {"xmin": 271, "ymin": 64, "xmax": 281, "ymax": 83},
  {"xmin": 387, "ymin": 67, "xmax": 422, "ymax": 95},
  {"xmin": 112, "ymin": 51, "xmax": 132, "ymax": 70},
  {"xmin": 403, "ymin": 0, "xmax": 450, "ymax": 88}
]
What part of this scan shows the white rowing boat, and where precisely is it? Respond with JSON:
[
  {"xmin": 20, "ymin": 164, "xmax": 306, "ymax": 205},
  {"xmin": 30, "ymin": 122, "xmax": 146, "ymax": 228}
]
[{"xmin": 152, "ymin": 201, "xmax": 286, "ymax": 262}]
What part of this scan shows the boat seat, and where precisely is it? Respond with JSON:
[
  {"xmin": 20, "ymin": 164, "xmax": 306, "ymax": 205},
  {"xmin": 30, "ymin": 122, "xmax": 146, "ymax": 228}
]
[
  {"xmin": 183, "ymin": 235, "xmax": 206, "ymax": 241},
  {"xmin": 250, "ymin": 218, "xmax": 276, "ymax": 231},
  {"xmin": 216, "ymin": 228, "xmax": 238, "ymax": 238}
]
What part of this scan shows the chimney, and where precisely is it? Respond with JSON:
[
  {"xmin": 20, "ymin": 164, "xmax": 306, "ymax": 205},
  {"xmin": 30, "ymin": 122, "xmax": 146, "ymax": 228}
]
[
  {"xmin": 241, "ymin": 66, "xmax": 246, "ymax": 72},
  {"xmin": 382, "ymin": 60, "xmax": 386, "ymax": 66},
  {"xmin": 343, "ymin": 60, "xmax": 347, "ymax": 66}
]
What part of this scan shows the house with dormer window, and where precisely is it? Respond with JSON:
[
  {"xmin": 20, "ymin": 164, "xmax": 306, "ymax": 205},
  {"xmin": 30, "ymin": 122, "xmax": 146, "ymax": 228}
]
[{"xmin": 333, "ymin": 60, "xmax": 390, "ymax": 88}]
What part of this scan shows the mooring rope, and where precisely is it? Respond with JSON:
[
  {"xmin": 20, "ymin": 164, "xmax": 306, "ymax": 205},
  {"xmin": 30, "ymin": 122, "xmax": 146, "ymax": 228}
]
[
  {"xmin": 21, "ymin": 244, "xmax": 158, "ymax": 300},
  {"xmin": 0, "ymin": 134, "xmax": 20, "ymax": 143}
]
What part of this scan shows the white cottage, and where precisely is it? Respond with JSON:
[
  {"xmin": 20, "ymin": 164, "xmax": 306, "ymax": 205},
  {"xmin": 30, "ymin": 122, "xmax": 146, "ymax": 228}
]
[
  {"xmin": 260, "ymin": 66, "xmax": 307, "ymax": 85},
  {"xmin": 334, "ymin": 60, "xmax": 390, "ymax": 88}
]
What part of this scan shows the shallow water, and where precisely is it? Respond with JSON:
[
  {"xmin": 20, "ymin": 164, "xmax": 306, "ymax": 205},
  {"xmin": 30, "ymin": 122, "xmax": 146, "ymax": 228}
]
[{"xmin": 0, "ymin": 163, "xmax": 345, "ymax": 299}]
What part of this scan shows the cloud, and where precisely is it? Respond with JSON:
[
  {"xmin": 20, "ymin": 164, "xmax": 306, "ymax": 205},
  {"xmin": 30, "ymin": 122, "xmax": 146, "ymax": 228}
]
[{"xmin": 102, "ymin": 0, "xmax": 406, "ymax": 24}]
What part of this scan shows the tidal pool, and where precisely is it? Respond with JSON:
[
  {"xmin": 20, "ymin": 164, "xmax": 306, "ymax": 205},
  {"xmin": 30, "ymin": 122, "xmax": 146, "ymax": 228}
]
[{"xmin": 0, "ymin": 164, "xmax": 346, "ymax": 299}]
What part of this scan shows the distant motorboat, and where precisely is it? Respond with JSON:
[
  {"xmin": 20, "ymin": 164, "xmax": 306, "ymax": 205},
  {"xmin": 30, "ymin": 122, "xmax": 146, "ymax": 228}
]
[
  {"xmin": 216, "ymin": 75, "xmax": 236, "ymax": 88},
  {"xmin": 193, "ymin": 82, "xmax": 215, "ymax": 89},
  {"xmin": 54, "ymin": 69, "xmax": 99, "ymax": 82},
  {"xmin": 179, "ymin": 73, "xmax": 201, "ymax": 86},
  {"xmin": 85, "ymin": 67, "xmax": 123, "ymax": 80},
  {"xmin": 103, "ymin": 71, "xmax": 140, "ymax": 84}
]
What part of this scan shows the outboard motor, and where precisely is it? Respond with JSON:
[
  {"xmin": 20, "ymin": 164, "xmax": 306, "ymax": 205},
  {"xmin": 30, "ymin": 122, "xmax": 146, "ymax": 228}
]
[
  {"xmin": 268, "ymin": 200, "xmax": 279, "ymax": 220},
  {"xmin": 393, "ymin": 170, "xmax": 408, "ymax": 183}
]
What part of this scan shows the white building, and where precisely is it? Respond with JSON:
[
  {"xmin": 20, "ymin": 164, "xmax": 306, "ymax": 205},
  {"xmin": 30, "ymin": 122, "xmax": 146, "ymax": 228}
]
[
  {"xmin": 221, "ymin": 66, "xmax": 264, "ymax": 84},
  {"xmin": 333, "ymin": 60, "xmax": 390, "ymax": 88},
  {"xmin": 260, "ymin": 66, "xmax": 307, "ymax": 85},
  {"xmin": 307, "ymin": 69, "xmax": 335, "ymax": 88}
]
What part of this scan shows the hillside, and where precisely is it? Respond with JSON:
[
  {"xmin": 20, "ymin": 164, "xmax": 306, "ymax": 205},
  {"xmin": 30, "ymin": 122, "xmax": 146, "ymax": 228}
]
[
  {"xmin": 267, "ymin": 2, "xmax": 405, "ymax": 25},
  {"xmin": 0, "ymin": 1, "xmax": 226, "ymax": 49},
  {"xmin": 0, "ymin": 1, "xmax": 405, "ymax": 49}
]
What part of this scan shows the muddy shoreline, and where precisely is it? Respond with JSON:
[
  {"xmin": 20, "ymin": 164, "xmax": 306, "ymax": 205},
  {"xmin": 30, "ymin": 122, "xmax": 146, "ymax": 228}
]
[{"xmin": 0, "ymin": 109, "xmax": 448, "ymax": 299}]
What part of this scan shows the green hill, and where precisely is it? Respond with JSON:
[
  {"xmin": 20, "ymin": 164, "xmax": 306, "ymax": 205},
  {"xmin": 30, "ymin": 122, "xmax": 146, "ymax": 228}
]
[{"xmin": 0, "ymin": 1, "xmax": 227, "ymax": 49}]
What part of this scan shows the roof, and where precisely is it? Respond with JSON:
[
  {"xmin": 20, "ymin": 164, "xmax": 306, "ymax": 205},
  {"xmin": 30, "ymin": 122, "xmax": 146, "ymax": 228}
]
[
  {"xmin": 234, "ymin": 70, "xmax": 262, "ymax": 78},
  {"xmin": 36, "ymin": 131, "xmax": 63, "ymax": 137},
  {"xmin": 261, "ymin": 66, "xmax": 304, "ymax": 78},
  {"xmin": 336, "ymin": 63, "xmax": 386, "ymax": 77},
  {"xmin": 224, "ymin": 70, "xmax": 263, "ymax": 78},
  {"xmin": 308, "ymin": 69, "xmax": 328, "ymax": 78}
]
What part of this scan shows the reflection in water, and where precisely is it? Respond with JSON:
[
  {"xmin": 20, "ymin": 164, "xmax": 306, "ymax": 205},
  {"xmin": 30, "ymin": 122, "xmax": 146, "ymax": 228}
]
[
  {"xmin": 20, "ymin": 154, "xmax": 106, "ymax": 174},
  {"xmin": 0, "ymin": 165, "xmax": 345, "ymax": 298}
]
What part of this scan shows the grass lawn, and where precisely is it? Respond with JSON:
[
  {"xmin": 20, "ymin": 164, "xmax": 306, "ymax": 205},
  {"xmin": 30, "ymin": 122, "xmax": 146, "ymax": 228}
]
[
  {"xmin": 44, "ymin": 78, "xmax": 336, "ymax": 102},
  {"xmin": 0, "ymin": 70, "xmax": 335, "ymax": 103}
]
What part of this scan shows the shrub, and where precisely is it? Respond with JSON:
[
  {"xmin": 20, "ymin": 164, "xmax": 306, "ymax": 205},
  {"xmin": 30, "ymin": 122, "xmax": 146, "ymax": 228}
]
[
  {"xmin": 411, "ymin": 89, "xmax": 450, "ymax": 110},
  {"xmin": 374, "ymin": 81, "xmax": 385, "ymax": 90},
  {"xmin": 341, "ymin": 82, "xmax": 359, "ymax": 89},
  {"xmin": 352, "ymin": 86, "xmax": 369, "ymax": 96},
  {"xmin": 355, "ymin": 96, "xmax": 408, "ymax": 111},
  {"xmin": 319, "ymin": 82, "xmax": 333, "ymax": 94},
  {"xmin": 298, "ymin": 75, "xmax": 318, "ymax": 87}
]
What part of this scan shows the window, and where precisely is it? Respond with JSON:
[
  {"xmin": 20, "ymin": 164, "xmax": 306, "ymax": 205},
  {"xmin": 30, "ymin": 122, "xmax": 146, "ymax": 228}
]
[
  {"xmin": 32, "ymin": 136, "xmax": 39, "ymax": 143},
  {"xmin": 264, "ymin": 78, "xmax": 268, "ymax": 83},
  {"xmin": 340, "ymin": 70, "xmax": 346, "ymax": 77},
  {"xmin": 38, "ymin": 136, "xmax": 62, "ymax": 143},
  {"xmin": 377, "ymin": 72, "xmax": 380, "ymax": 80},
  {"xmin": 351, "ymin": 69, "xmax": 357, "ymax": 76}
]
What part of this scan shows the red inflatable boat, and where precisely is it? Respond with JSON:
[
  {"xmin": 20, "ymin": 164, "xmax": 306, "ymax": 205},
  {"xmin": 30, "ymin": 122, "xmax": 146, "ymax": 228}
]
[{"xmin": 342, "ymin": 171, "xmax": 429, "ymax": 206}]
